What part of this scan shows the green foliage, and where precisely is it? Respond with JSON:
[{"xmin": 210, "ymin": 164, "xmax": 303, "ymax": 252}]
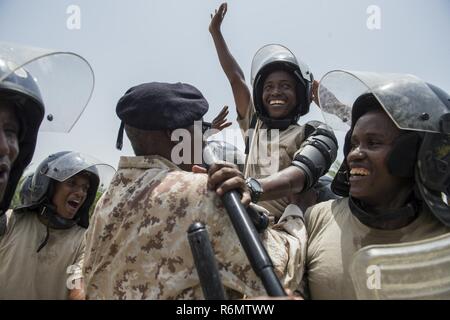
[
  {"xmin": 327, "ymin": 159, "xmax": 342, "ymax": 178},
  {"xmin": 89, "ymin": 187, "xmax": 105, "ymax": 218},
  {"xmin": 10, "ymin": 175, "xmax": 27, "ymax": 209}
]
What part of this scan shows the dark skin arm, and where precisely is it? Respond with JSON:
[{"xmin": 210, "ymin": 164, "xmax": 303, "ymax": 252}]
[
  {"xmin": 209, "ymin": 3, "xmax": 251, "ymax": 119},
  {"xmin": 68, "ymin": 280, "xmax": 85, "ymax": 300},
  {"xmin": 204, "ymin": 106, "xmax": 232, "ymax": 139},
  {"xmin": 211, "ymin": 105, "xmax": 232, "ymax": 131},
  {"xmin": 257, "ymin": 166, "xmax": 307, "ymax": 201},
  {"xmin": 196, "ymin": 163, "xmax": 310, "ymax": 205}
]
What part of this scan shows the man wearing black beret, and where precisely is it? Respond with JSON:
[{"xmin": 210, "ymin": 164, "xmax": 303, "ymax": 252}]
[{"xmin": 83, "ymin": 82, "xmax": 306, "ymax": 299}]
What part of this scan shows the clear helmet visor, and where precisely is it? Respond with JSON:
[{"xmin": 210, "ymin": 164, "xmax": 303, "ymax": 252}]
[
  {"xmin": 43, "ymin": 152, "xmax": 115, "ymax": 188},
  {"xmin": 318, "ymin": 70, "xmax": 450, "ymax": 133},
  {"xmin": 205, "ymin": 140, "xmax": 245, "ymax": 167},
  {"xmin": 250, "ymin": 44, "xmax": 312, "ymax": 87},
  {"xmin": 0, "ymin": 42, "xmax": 95, "ymax": 132}
]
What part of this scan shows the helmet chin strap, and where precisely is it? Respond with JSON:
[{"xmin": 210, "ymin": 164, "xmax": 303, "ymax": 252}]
[
  {"xmin": 36, "ymin": 205, "xmax": 79, "ymax": 253},
  {"xmin": 257, "ymin": 114, "xmax": 296, "ymax": 130},
  {"xmin": 349, "ymin": 194, "xmax": 419, "ymax": 230},
  {"xmin": 257, "ymin": 105, "xmax": 301, "ymax": 130}
]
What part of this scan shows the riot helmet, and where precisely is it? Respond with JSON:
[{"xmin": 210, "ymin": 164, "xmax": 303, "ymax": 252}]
[
  {"xmin": 251, "ymin": 44, "xmax": 313, "ymax": 130},
  {"xmin": 318, "ymin": 70, "xmax": 450, "ymax": 226},
  {"xmin": 0, "ymin": 57, "xmax": 44, "ymax": 214},
  {"xmin": 0, "ymin": 42, "xmax": 96, "ymax": 215},
  {"xmin": 16, "ymin": 151, "xmax": 115, "ymax": 229}
]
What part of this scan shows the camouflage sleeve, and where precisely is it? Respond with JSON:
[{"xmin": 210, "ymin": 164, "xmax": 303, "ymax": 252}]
[
  {"xmin": 82, "ymin": 204, "xmax": 106, "ymax": 292},
  {"xmin": 83, "ymin": 170, "xmax": 306, "ymax": 299},
  {"xmin": 266, "ymin": 214, "xmax": 307, "ymax": 292},
  {"xmin": 186, "ymin": 172, "xmax": 308, "ymax": 296},
  {"xmin": 160, "ymin": 172, "xmax": 308, "ymax": 297},
  {"xmin": 319, "ymin": 84, "xmax": 352, "ymax": 123}
]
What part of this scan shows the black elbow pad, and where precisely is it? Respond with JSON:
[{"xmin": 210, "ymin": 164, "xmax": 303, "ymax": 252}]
[{"xmin": 292, "ymin": 124, "xmax": 338, "ymax": 190}]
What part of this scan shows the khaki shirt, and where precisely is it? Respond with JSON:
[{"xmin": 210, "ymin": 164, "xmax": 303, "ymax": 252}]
[
  {"xmin": 83, "ymin": 155, "xmax": 307, "ymax": 299},
  {"xmin": 302, "ymin": 198, "xmax": 450, "ymax": 299},
  {"xmin": 237, "ymin": 101, "xmax": 307, "ymax": 219},
  {"xmin": 0, "ymin": 210, "xmax": 85, "ymax": 299}
]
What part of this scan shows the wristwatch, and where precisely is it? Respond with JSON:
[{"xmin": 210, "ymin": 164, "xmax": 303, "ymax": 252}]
[{"xmin": 245, "ymin": 177, "xmax": 263, "ymax": 204}]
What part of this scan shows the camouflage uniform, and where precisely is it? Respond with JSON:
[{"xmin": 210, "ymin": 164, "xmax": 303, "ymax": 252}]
[{"xmin": 84, "ymin": 155, "xmax": 306, "ymax": 299}]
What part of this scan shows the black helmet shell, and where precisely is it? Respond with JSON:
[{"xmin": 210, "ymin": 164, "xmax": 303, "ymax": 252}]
[{"xmin": 0, "ymin": 62, "xmax": 44, "ymax": 215}]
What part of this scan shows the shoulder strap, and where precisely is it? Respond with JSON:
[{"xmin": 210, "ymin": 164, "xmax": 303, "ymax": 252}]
[{"xmin": 244, "ymin": 114, "xmax": 258, "ymax": 155}]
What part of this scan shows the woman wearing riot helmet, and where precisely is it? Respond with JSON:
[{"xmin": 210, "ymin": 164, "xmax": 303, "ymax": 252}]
[
  {"xmin": 251, "ymin": 45, "xmax": 313, "ymax": 130},
  {"xmin": 209, "ymin": 3, "xmax": 337, "ymax": 221},
  {"xmin": 20, "ymin": 151, "xmax": 100, "ymax": 231},
  {"xmin": 296, "ymin": 71, "xmax": 450, "ymax": 299},
  {"xmin": 0, "ymin": 151, "xmax": 114, "ymax": 300}
]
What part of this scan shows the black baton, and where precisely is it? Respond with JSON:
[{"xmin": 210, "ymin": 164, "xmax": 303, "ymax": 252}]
[{"xmin": 188, "ymin": 222, "xmax": 227, "ymax": 300}]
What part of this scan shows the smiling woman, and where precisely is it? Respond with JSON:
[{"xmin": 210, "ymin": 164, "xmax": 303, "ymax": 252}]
[
  {"xmin": 347, "ymin": 108, "xmax": 413, "ymax": 213},
  {"xmin": 262, "ymin": 70, "xmax": 298, "ymax": 119},
  {"xmin": 295, "ymin": 71, "xmax": 450, "ymax": 299}
]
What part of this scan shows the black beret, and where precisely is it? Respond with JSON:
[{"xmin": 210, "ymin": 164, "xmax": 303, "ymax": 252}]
[{"xmin": 115, "ymin": 82, "xmax": 209, "ymax": 150}]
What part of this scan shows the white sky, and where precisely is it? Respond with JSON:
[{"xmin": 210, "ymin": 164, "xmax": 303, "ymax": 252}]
[{"xmin": 1, "ymin": 0, "xmax": 449, "ymax": 173}]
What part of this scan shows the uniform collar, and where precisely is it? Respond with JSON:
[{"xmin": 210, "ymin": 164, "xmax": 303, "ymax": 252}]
[
  {"xmin": 118, "ymin": 155, "xmax": 182, "ymax": 172},
  {"xmin": 349, "ymin": 196, "xmax": 419, "ymax": 230}
]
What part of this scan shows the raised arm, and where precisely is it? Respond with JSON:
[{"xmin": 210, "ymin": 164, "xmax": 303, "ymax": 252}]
[{"xmin": 209, "ymin": 3, "xmax": 251, "ymax": 119}]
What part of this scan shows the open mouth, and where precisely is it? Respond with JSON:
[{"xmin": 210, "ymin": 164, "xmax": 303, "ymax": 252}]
[
  {"xmin": 67, "ymin": 199, "xmax": 81, "ymax": 211},
  {"xmin": 269, "ymin": 99, "xmax": 287, "ymax": 106},
  {"xmin": 350, "ymin": 168, "xmax": 370, "ymax": 177}
]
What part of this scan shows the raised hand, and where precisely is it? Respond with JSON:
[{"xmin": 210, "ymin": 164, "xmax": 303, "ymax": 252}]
[
  {"xmin": 211, "ymin": 105, "xmax": 232, "ymax": 131},
  {"xmin": 209, "ymin": 3, "xmax": 227, "ymax": 34},
  {"xmin": 208, "ymin": 161, "xmax": 250, "ymax": 206}
]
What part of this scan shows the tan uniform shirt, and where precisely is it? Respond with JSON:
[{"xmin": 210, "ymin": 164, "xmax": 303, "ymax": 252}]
[
  {"xmin": 83, "ymin": 155, "xmax": 307, "ymax": 299},
  {"xmin": 302, "ymin": 198, "xmax": 450, "ymax": 299},
  {"xmin": 237, "ymin": 101, "xmax": 306, "ymax": 219},
  {"xmin": 0, "ymin": 210, "xmax": 85, "ymax": 299}
]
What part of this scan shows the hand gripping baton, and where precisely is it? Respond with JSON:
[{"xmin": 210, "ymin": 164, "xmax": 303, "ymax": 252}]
[{"xmin": 203, "ymin": 147, "xmax": 286, "ymax": 297}]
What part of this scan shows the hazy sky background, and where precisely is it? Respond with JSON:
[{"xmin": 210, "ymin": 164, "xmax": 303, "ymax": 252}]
[{"xmin": 1, "ymin": 0, "xmax": 449, "ymax": 174}]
